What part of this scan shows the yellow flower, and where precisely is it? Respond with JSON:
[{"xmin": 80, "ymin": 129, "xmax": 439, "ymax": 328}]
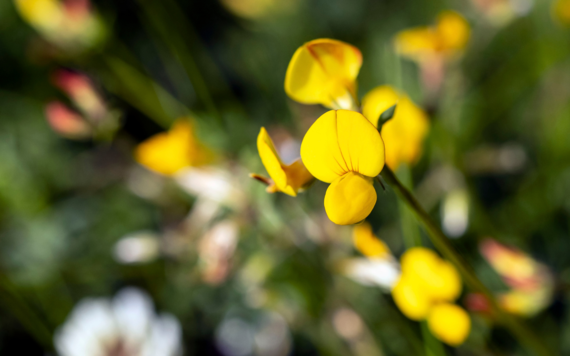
[
  {"xmin": 394, "ymin": 11, "xmax": 470, "ymax": 62},
  {"xmin": 253, "ymin": 127, "xmax": 313, "ymax": 196},
  {"xmin": 362, "ymin": 85, "xmax": 429, "ymax": 170},
  {"xmin": 392, "ymin": 247, "xmax": 466, "ymax": 343},
  {"xmin": 392, "ymin": 274, "xmax": 433, "ymax": 320},
  {"xmin": 353, "ymin": 221, "xmax": 390, "ymax": 258},
  {"xmin": 285, "ymin": 39, "xmax": 362, "ymax": 110},
  {"xmin": 400, "ymin": 247, "xmax": 461, "ymax": 302},
  {"xmin": 427, "ymin": 303, "xmax": 471, "ymax": 346},
  {"xmin": 300, "ymin": 110, "xmax": 385, "ymax": 225},
  {"xmin": 553, "ymin": 0, "xmax": 570, "ymax": 26},
  {"xmin": 15, "ymin": 0, "xmax": 64, "ymax": 33},
  {"xmin": 135, "ymin": 119, "xmax": 213, "ymax": 176}
]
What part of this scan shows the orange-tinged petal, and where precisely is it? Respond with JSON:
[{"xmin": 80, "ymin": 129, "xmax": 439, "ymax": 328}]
[
  {"xmin": 392, "ymin": 274, "xmax": 432, "ymax": 320},
  {"xmin": 427, "ymin": 303, "xmax": 471, "ymax": 346},
  {"xmin": 353, "ymin": 221, "xmax": 390, "ymax": 257},
  {"xmin": 324, "ymin": 172, "xmax": 376, "ymax": 225},
  {"xmin": 285, "ymin": 39, "xmax": 362, "ymax": 109},
  {"xmin": 301, "ymin": 110, "xmax": 385, "ymax": 183}
]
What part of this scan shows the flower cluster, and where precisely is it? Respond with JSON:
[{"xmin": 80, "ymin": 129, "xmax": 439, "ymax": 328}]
[
  {"xmin": 253, "ymin": 38, "xmax": 430, "ymax": 225},
  {"xmin": 392, "ymin": 247, "xmax": 470, "ymax": 346}
]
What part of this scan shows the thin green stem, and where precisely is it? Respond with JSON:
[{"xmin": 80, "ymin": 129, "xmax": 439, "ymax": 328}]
[{"xmin": 381, "ymin": 166, "xmax": 552, "ymax": 356}]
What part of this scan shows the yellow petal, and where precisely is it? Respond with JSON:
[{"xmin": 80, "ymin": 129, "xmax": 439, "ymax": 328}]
[
  {"xmin": 15, "ymin": 0, "xmax": 64, "ymax": 33},
  {"xmin": 257, "ymin": 127, "xmax": 289, "ymax": 192},
  {"xmin": 392, "ymin": 274, "xmax": 432, "ymax": 320},
  {"xmin": 427, "ymin": 303, "xmax": 471, "ymax": 346},
  {"xmin": 353, "ymin": 221, "xmax": 390, "ymax": 257},
  {"xmin": 362, "ymin": 85, "xmax": 400, "ymax": 128},
  {"xmin": 285, "ymin": 39, "xmax": 362, "ymax": 109},
  {"xmin": 136, "ymin": 120, "xmax": 195, "ymax": 176},
  {"xmin": 394, "ymin": 27, "xmax": 439, "ymax": 61},
  {"xmin": 436, "ymin": 11, "xmax": 470, "ymax": 53},
  {"xmin": 324, "ymin": 172, "xmax": 376, "ymax": 225},
  {"xmin": 379, "ymin": 94, "xmax": 429, "ymax": 170},
  {"xmin": 401, "ymin": 247, "xmax": 462, "ymax": 302},
  {"xmin": 553, "ymin": 0, "xmax": 570, "ymax": 26},
  {"xmin": 300, "ymin": 110, "xmax": 385, "ymax": 183},
  {"xmin": 256, "ymin": 128, "xmax": 313, "ymax": 196}
]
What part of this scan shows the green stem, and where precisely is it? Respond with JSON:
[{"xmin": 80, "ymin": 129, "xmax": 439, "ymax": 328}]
[{"xmin": 381, "ymin": 166, "xmax": 552, "ymax": 356}]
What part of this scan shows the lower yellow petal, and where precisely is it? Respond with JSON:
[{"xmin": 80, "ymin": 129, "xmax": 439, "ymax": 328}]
[
  {"xmin": 324, "ymin": 172, "xmax": 376, "ymax": 225},
  {"xmin": 427, "ymin": 303, "xmax": 471, "ymax": 346},
  {"xmin": 353, "ymin": 221, "xmax": 390, "ymax": 257}
]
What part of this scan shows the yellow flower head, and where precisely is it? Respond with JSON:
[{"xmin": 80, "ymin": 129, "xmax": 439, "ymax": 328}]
[
  {"xmin": 427, "ymin": 303, "xmax": 471, "ymax": 346},
  {"xmin": 285, "ymin": 39, "xmax": 362, "ymax": 110},
  {"xmin": 300, "ymin": 110, "xmax": 385, "ymax": 225},
  {"xmin": 392, "ymin": 248, "xmax": 462, "ymax": 322},
  {"xmin": 353, "ymin": 221, "xmax": 390, "ymax": 258},
  {"xmin": 362, "ymin": 85, "xmax": 429, "ymax": 170},
  {"xmin": 553, "ymin": 0, "xmax": 570, "ymax": 26},
  {"xmin": 253, "ymin": 127, "xmax": 313, "ymax": 196},
  {"xmin": 135, "ymin": 119, "xmax": 213, "ymax": 176},
  {"xmin": 401, "ymin": 247, "xmax": 461, "ymax": 302},
  {"xmin": 15, "ymin": 0, "xmax": 64, "ymax": 33},
  {"xmin": 394, "ymin": 11, "xmax": 470, "ymax": 62}
]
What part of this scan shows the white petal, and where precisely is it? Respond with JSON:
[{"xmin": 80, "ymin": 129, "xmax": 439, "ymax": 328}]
[
  {"xmin": 342, "ymin": 257, "xmax": 401, "ymax": 290},
  {"xmin": 141, "ymin": 313, "xmax": 183, "ymax": 356},
  {"xmin": 112, "ymin": 288, "xmax": 154, "ymax": 346}
]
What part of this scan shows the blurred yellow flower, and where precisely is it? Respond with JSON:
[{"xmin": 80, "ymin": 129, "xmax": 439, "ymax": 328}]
[
  {"xmin": 427, "ymin": 303, "xmax": 471, "ymax": 346},
  {"xmin": 300, "ymin": 110, "xmax": 385, "ymax": 225},
  {"xmin": 135, "ymin": 119, "xmax": 213, "ymax": 176},
  {"xmin": 15, "ymin": 0, "xmax": 63, "ymax": 33},
  {"xmin": 392, "ymin": 274, "xmax": 432, "ymax": 320},
  {"xmin": 14, "ymin": 0, "xmax": 105, "ymax": 52},
  {"xmin": 394, "ymin": 11, "xmax": 470, "ymax": 62},
  {"xmin": 252, "ymin": 127, "xmax": 313, "ymax": 196},
  {"xmin": 392, "ymin": 247, "xmax": 469, "ymax": 345},
  {"xmin": 285, "ymin": 39, "xmax": 362, "ymax": 110},
  {"xmin": 353, "ymin": 221, "xmax": 390, "ymax": 258},
  {"xmin": 553, "ymin": 0, "xmax": 570, "ymax": 26},
  {"xmin": 362, "ymin": 85, "xmax": 429, "ymax": 170}
]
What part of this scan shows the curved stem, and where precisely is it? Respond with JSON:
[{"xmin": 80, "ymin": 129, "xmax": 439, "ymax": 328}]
[{"xmin": 381, "ymin": 166, "xmax": 552, "ymax": 356}]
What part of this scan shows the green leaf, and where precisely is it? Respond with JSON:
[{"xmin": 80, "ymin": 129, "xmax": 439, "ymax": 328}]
[{"xmin": 378, "ymin": 104, "xmax": 397, "ymax": 128}]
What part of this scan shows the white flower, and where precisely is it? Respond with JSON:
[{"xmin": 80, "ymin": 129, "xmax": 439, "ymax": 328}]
[
  {"xmin": 55, "ymin": 288, "xmax": 183, "ymax": 356},
  {"xmin": 340, "ymin": 257, "xmax": 401, "ymax": 291}
]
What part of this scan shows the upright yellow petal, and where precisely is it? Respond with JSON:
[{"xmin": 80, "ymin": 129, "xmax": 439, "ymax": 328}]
[
  {"xmin": 257, "ymin": 127, "xmax": 289, "ymax": 193},
  {"xmin": 256, "ymin": 128, "xmax": 313, "ymax": 196},
  {"xmin": 427, "ymin": 303, "xmax": 471, "ymax": 346},
  {"xmin": 324, "ymin": 172, "xmax": 376, "ymax": 225},
  {"xmin": 436, "ymin": 11, "xmax": 470, "ymax": 53},
  {"xmin": 353, "ymin": 221, "xmax": 390, "ymax": 257},
  {"xmin": 301, "ymin": 110, "xmax": 385, "ymax": 183},
  {"xmin": 285, "ymin": 39, "xmax": 362, "ymax": 109}
]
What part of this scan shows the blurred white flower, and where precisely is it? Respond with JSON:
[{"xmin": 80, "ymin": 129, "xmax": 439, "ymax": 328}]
[
  {"xmin": 113, "ymin": 231, "xmax": 160, "ymax": 264},
  {"xmin": 340, "ymin": 257, "xmax": 401, "ymax": 291},
  {"xmin": 55, "ymin": 288, "xmax": 183, "ymax": 356}
]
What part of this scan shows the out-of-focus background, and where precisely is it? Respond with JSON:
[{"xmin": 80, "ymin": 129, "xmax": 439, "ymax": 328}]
[{"xmin": 1, "ymin": 0, "xmax": 570, "ymax": 355}]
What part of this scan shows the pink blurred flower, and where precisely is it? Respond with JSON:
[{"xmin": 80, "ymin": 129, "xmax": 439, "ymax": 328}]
[{"xmin": 45, "ymin": 101, "xmax": 91, "ymax": 139}]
